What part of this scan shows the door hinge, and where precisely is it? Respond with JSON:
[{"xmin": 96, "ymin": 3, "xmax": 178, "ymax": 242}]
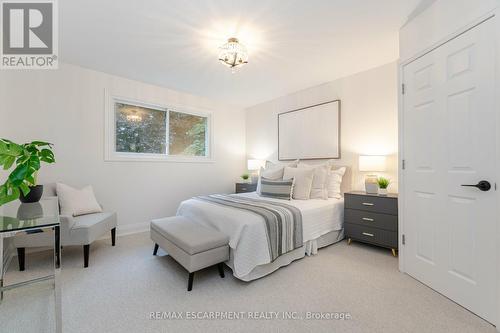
[
  {"xmin": 402, "ymin": 84, "xmax": 405, "ymax": 95},
  {"xmin": 402, "ymin": 234, "xmax": 406, "ymax": 245},
  {"xmin": 402, "ymin": 159, "xmax": 406, "ymax": 170}
]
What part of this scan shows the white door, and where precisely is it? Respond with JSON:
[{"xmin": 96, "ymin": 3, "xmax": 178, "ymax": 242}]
[{"xmin": 402, "ymin": 18, "xmax": 497, "ymax": 324}]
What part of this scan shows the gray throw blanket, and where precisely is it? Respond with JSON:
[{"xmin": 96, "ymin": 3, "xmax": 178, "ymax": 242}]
[{"xmin": 196, "ymin": 194, "xmax": 303, "ymax": 261}]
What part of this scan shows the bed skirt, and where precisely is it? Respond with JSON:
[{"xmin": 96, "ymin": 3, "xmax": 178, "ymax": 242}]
[{"xmin": 226, "ymin": 229, "xmax": 345, "ymax": 282}]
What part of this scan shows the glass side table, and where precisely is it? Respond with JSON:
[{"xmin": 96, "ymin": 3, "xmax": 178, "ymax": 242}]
[{"xmin": 0, "ymin": 197, "xmax": 62, "ymax": 333}]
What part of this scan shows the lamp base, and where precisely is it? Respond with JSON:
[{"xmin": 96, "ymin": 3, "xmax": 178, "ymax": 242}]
[
  {"xmin": 365, "ymin": 175, "xmax": 379, "ymax": 194},
  {"xmin": 251, "ymin": 174, "xmax": 259, "ymax": 184}
]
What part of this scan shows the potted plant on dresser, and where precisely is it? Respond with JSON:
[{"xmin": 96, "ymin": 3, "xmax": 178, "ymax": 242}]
[
  {"xmin": 240, "ymin": 173, "xmax": 251, "ymax": 183},
  {"xmin": 0, "ymin": 139, "xmax": 56, "ymax": 205},
  {"xmin": 377, "ymin": 177, "xmax": 390, "ymax": 195}
]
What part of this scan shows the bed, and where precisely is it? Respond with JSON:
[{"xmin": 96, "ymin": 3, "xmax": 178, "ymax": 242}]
[{"xmin": 176, "ymin": 192, "xmax": 345, "ymax": 281}]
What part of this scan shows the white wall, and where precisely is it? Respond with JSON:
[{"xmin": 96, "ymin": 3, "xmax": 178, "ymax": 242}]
[
  {"xmin": 0, "ymin": 63, "xmax": 246, "ymax": 234},
  {"xmin": 400, "ymin": 0, "xmax": 499, "ymax": 62},
  {"xmin": 245, "ymin": 62, "xmax": 399, "ymax": 192}
]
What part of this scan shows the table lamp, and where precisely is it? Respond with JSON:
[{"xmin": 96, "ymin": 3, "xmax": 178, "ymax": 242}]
[
  {"xmin": 359, "ymin": 155, "xmax": 386, "ymax": 194},
  {"xmin": 247, "ymin": 159, "xmax": 265, "ymax": 183}
]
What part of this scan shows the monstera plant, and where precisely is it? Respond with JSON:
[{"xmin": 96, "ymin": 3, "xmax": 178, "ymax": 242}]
[{"xmin": 0, "ymin": 139, "xmax": 55, "ymax": 205}]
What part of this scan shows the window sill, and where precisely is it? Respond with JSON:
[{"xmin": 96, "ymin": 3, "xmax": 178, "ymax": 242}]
[{"xmin": 105, "ymin": 152, "xmax": 215, "ymax": 163}]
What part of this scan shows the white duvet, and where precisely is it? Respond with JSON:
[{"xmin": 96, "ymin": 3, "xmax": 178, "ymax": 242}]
[{"xmin": 176, "ymin": 192, "xmax": 344, "ymax": 279}]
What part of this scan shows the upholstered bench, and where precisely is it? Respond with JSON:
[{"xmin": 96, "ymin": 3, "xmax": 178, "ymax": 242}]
[{"xmin": 150, "ymin": 216, "xmax": 229, "ymax": 291}]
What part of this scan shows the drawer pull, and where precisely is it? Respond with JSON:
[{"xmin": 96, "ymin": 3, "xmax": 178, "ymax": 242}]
[
  {"xmin": 362, "ymin": 202, "xmax": 374, "ymax": 206},
  {"xmin": 362, "ymin": 232, "xmax": 374, "ymax": 237},
  {"xmin": 362, "ymin": 217, "xmax": 374, "ymax": 222}
]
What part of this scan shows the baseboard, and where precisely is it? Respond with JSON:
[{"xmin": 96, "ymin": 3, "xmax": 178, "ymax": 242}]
[
  {"xmin": 117, "ymin": 222, "xmax": 149, "ymax": 236},
  {"xmin": 99, "ymin": 222, "xmax": 149, "ymax": 241},
  {"xmin": 11, "ymin": 223, "xmax": 149, "ymax": 257}
]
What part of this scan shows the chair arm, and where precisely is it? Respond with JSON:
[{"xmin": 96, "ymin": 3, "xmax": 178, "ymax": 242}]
[{"xmin": 59, "ymin": 215, "xmax": 76, "ymax": 235}]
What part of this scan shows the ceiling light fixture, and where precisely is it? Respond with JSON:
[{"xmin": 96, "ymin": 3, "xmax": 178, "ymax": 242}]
[{"xmin": 218, "ymin": 37, "xmax": 249, "ymax": 73}]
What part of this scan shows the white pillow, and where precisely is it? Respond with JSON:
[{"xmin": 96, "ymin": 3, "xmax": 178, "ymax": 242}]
[
  {"xmin": 298, "ymin": 164, "xmax": 329, "ymax": 199},
  {"xmin": 265, "ymin": 159, "xmax": 299, "ymax": 169},
  {"xmin": 327, "ymin": 167, "xmax": 346, "ymax": 199},
  {"xmin": 257, "ymin": 160, "xmax": 299, "ymax": 193},
  {"xmin": 283, "ymin": 167, "xmax": 314, "ymax": 200},
  {"xmin": 261, "ymin": 165, "xmax": 285, "ymax": 180},
  {"xmin": 56, "ymin": 183, "xmax": 103, "ymax": 217}
]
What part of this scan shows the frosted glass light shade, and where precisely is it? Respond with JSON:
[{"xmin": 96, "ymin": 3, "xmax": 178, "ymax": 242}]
[
  {"xmin": 247, "ymin": 159, "xmax": 265, "ymax": 171},
  {"xmin": 359, "ymin": 155, "xmax": 387, "ymax": 172},
  {"xmin": 218, "ymin": 38, "xmax": 249, "ymax": 71}
]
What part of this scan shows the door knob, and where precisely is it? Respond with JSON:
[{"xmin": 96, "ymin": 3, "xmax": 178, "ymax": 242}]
[{"xmin": 461, "ymin": 180, "xmax": 491, "ymax": 192}]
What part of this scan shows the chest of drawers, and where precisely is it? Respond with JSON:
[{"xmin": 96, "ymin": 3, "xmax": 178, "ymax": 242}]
[
  {"xmin": 344, "ymin": 191, "xmax": 398, "ymax": 256},
  {"xmin": 235, "ymin": 182, "xmax": 257, "ymax": 194}
]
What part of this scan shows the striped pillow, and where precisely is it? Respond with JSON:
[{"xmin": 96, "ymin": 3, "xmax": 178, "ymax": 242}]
[{"xmin": 259, "ymin": 177, "xmax": 294, "ymax": 200}]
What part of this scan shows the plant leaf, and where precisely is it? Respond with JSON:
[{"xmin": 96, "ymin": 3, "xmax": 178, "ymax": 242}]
[
  {"xmin": 0, "ymin": 140, "xmax": 7, "ymax": 154},
  {"xmin": 0, "ymin": 184, "xmax": 7, "ymax": 196},
  {"xmin": 30, "ymin": 141, "xmax": 52, "ymax": 147},
  {"xmin": 2, "ymin": 156, "xmax": 15, "ymax": 170},
  {"xmin": 29, "ymin": 155, "xmax": 41, "ymax": 170},
  {"xmin": 19, "ymin": 182, "xmax": 31, "ymax": 196},
  {"xmin": 40, "ymin": 149, "xmax": 55, "ymax": 163},
  {"xmin": 0, "ymin": 187, "xmax": 20, "ymax": 206},
  {"xmin": 25, "ymin": 175, "xmax": 36, "ymax": 185},
  {"xmin": 8, "ymin": 164, "xmax": 29, "ymax": 185},
  {"xmin": 8, "ymin": 142, "xmax": 23, "ymax": 155}
]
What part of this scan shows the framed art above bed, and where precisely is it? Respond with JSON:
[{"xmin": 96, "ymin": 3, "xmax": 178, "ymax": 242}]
[{"xmin": 278, "ymin": 100, "xmax": 340, "ymax": 160}]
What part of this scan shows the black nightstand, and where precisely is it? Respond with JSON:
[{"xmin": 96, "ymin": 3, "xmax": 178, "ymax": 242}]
[
  {"xmin": 235, "ymin": 182, "xmax": 257, "ymax": 194},
  {"xmin": 344, "ymin": 191, "xmax": 398, "ymax": 256}
]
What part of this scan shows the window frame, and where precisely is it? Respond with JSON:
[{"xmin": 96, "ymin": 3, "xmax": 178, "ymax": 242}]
[{"xmin": 105, "ymin": 92, "xmax": 214, "ymax": 163}]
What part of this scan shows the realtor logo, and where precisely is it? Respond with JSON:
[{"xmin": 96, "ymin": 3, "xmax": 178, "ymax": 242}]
[{"xmin": 1, "ymin": 0, "xmax": 58, "ymax": 69}]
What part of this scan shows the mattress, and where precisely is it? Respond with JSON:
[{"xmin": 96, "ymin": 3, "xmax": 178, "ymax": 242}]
[
  {"xmin": 228, "ymin": 229, "xmax": 345, "ymax": 281},
  {"xmin": 177, "ymin": 193, "xmax": 344, "ymax": 280},
  {"xmin": 236, "ymin": 192, "xmax": 344, "ymax": 241}
]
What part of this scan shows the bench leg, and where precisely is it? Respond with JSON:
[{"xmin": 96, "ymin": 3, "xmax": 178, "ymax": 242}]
[
  {"xmin": 187, "ymin": 272, "xmax": 194, "ymax": 291},
  {"xmin": 217, "ymin": 263, "xmax": 225, "ymax": 278},
  {"xmin": 83, "ymin": 245, "xmax": 90, "ymax": 268},
  {"xmin": 17, "ymin": 248, "xmax": 25, "ymax": 271},
  {"xmin": 111, "ymin": 228, "xmax": 116, "ymax": 246},
  {"xmin": 153, "ymin": 243, "xmax": 159, "ymax": 256}
]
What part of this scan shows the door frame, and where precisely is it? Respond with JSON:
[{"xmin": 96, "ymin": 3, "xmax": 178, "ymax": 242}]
[{"xmin": 397, "ymin": 9, "xmax": 500, "ymax": 327}]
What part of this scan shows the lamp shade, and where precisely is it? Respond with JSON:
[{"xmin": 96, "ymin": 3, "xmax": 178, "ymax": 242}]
[
  {"xmin": 247, "ymin": 159, "xmax": 265, "ymax": 171},
  {"xmin": 359, "ymin": 155, "xmax": 386, "ymax": 172}
]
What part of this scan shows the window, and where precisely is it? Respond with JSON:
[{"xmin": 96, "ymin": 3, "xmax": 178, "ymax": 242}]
[
  {"xmin": 106, "ymin": 96, "xmax": 212, "ymax": 162},
  {"xmin": 169, "ymin": 111, "xmax": 208, "ymax": 157},
  {"xmin": 115, "ymin": 103, "xmax": 167, "ymax": 154}
]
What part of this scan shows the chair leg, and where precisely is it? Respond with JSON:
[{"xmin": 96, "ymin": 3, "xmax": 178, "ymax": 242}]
[
  {"xmin": 217, "ymin": 263, "xmax": 225, "ymax": 278},
  {"xmin": 111, "ymin": 228, "xmax": 116, "ymax": 246},
  {"xmin": 17, "ymin": 248, "xmax": 25, "ymax": 271},
  {"xmin": 153, "ymin": 243, "xmax": 159, "ymax": 256},
  {"xmin": 83, "ymin": 245, "xmax": 90, "ymax": 268},
  {"xmin": 187, "ymin": 272, "xmax": 194, "ymax": 291}
]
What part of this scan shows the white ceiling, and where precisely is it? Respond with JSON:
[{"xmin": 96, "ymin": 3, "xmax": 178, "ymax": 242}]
[{"xmin": 60, "ymin": 0, "xmax": 421, "ymax": 108}]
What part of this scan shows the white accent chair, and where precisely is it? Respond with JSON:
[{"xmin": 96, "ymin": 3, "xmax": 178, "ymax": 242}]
[{"xmin": 13, "ymin": 183, "xmax": 117, "ymax": 269}]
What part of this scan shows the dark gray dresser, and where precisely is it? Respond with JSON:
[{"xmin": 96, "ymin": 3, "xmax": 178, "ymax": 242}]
[
  {"xmin": 344, "ymin": 191, "xmax": 398, "ymax": 256},
  {"xmin": 235, "ymin": 182, "xmax": 257, "ymax": 193}
]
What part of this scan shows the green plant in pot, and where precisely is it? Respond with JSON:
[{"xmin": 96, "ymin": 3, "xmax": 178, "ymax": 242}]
[
  {"xmin": 377, "ymin": 177, "xmax": 390, "ymax": 196},
  {"xmin": 0, "ymin": 139, "xmax": 55, "ymax": 205},
  {"xmin": 240, "ymin": 173, "xmax": 250, "ymax": 183}
]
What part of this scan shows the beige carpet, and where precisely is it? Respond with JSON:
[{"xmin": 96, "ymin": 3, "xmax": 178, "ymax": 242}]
[{"xmin": 0, "ymin": 232, "xmax": 496, "ymax": 333}]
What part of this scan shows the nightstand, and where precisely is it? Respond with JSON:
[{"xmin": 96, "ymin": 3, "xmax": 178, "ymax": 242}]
[
  {"xmin": 344, "ymin": 191, "xmax": 398, "ymax": 256},
  {"xmin": 235, "ymin": 182, "xmax": 257, "ymax": 194}
]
